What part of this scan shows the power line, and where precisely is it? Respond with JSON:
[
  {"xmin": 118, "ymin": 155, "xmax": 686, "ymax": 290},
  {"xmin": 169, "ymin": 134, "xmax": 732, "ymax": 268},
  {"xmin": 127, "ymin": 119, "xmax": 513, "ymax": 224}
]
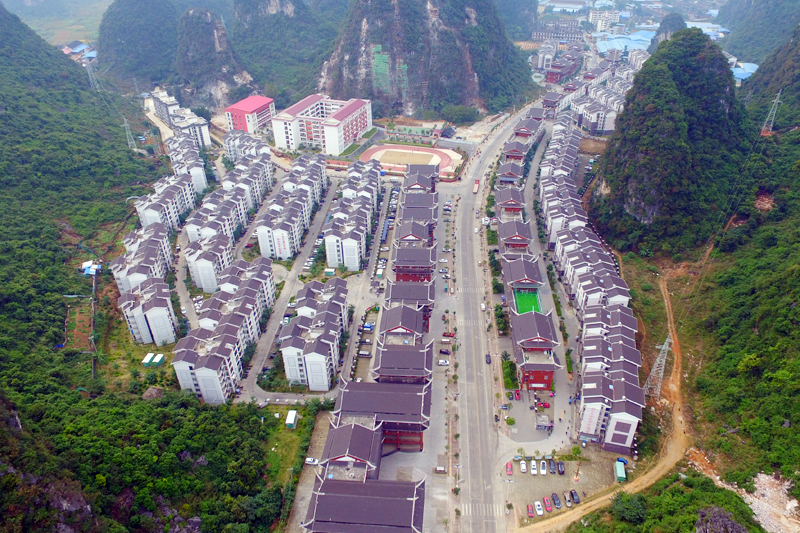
[
  {"xmin": 85, "ymin": 63, "xmax": 101, "ymax": 92},
  {"xmin": 123, "ymin": 117, "xmax": 136, "ymax": 150},
  {"xmin": 760, "ymin": 90, "xmax": 782, "ymax": 137}
]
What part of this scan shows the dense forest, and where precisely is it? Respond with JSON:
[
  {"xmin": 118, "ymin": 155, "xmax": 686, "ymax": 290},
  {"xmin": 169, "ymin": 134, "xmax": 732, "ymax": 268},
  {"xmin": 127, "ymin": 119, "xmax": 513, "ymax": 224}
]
[
  {"xmin": 494, "ymin": 0, "xmax": 537, "ymax": 41},
  {"xmin": 321, "ymin": 0, "xmax": 533, "ymax": 115},
  {"xmin": 717, "ymin": 0, "xmax": 800, "ymax": 63},
  {"xmin": 0, "ymin": 5, "xmax": 309, "ymax": 530},
  {"xmin": 231, "ymin": 0, "xmax": 349, "ymax": 108},
  {"xmin": 98, "ymin": 0, "xmax": 181, "ymax": 82},
  {"xmin": 565, "ymin": 470, "xmax": 765, "ymax": 532},
  {"xmin": 590, "ymin": 28, "xmax": 751, "ymax": 254}
]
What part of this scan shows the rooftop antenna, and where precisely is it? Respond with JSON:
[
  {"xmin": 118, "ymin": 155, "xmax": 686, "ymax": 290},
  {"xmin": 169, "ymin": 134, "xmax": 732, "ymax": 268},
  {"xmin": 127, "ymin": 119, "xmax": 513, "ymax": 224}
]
[
  {"xmin": 643, "ymin": 334, "xmax": 671, "ymax": 399},
  {"xmin": 123, "ymin": 117, "xmax": 136, "ymax": 150},
  {"xmin": 760, "ymin": 89, "xmax": 782, "ymax": 137},
  {"xmin": 86, "ymin": 63, "xmax": 101, "ymax": 92}
]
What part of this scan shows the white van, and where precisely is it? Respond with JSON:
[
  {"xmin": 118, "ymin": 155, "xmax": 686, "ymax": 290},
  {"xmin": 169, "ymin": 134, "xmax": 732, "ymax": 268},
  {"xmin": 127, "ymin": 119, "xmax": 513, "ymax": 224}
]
[{"xmin": 481, "ymin": 303, "xmax": 486, "ymax": 312}]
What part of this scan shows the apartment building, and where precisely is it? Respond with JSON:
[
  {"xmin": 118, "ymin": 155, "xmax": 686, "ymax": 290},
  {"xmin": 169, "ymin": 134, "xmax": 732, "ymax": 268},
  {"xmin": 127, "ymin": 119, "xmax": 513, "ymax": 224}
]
[
  {"xmin": 223, "ymin": 130, "xmax": 272, "ymax": 163},
  {"xmin": 589, "ymin": 9, "xmax": 621, "ymax": 32},
  {"xmin": 225, "ymin": 95, "xmax": 276, "ymax": 133},
  {"xmin": 273, "ymin": 94, "xmax": 373, "ymax": 156},
  {"xmin": 172, "ymin": 258, "xmax": 276, "ymax": 404},
  {"xmin": 279, "ymin": 278, "xmax": 348, "ymax": 391},
  {"xmin": 118, "ymin": 278, "xmax": 178, "ymax": 345},
  {"xmin": 184, "ymin": 234, "xmax": 234, "ymax": 292},
  {"xmin": 135, "ymin": 174, "xmax": 197, "ymax": 230},
  {"xmin": 111, "ymin": 223, "xmax": 173, "ymax": 293},
  {"xmin": 151, "ymin": 90, "xmax": 211, "ymax": 147},
  {"xmin": 256, "ymin": 155, "xmax": 328, "ymax": 260},
  {"xmin": 165, "ymin": 134, "xmax": 209, "ymax": 193},
  {"xmin": 221, "ymin": 152, "xmax": 274, "ymax": 209},
  {"xmin": 537, "ymin": 40, "xmax": 558, "ymax": 69}
]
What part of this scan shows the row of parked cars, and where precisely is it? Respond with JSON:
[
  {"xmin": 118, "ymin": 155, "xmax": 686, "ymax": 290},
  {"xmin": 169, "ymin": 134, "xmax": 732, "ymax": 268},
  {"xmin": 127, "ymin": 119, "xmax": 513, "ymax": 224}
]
[
  {"xmin": 526, "ymin": 490, "xmax": 581, "ymax": 516},
  {"xmin": 506, "ymin": 458, "xmax": 564, "ymax": 476}
]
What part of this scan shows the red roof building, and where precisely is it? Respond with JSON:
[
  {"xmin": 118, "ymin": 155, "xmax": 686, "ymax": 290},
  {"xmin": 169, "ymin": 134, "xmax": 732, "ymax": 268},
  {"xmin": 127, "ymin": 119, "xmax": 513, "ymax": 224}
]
[{"xmin": 225, "ymin": 95, "xmax": 276, "ymax": 134}]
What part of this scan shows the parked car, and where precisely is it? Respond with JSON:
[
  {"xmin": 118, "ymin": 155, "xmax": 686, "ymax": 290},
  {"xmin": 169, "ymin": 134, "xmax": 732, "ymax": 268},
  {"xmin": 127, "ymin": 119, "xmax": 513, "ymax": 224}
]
[
  {"xmin": 563, "ymin": 491, "xmax": 572, "ymax": 508},
  {"xmin": 527, "ymin": 504, "xmax": 534, "ymax": 518},
  {"xmin": 485, "ymin": 353, "xmax": 492, "ymax": 364},
  {"xmin": 557, "ymin": 461, "xmax": 565, "ymax": 475},
  {"xmin": 543, "ymin": 496, "xmax": 552, "ymax": 512},
  {"xmin": 439, "ymin": 349, "xmax": 451, "ymax": 355},
  {"xmin": 245, "ymin": 243, "xmax": 254, "ymax": 248},
  {"xmin": 439, "ymin": 268, "xmax": 448, "ymax": 273},
  {"xmin": 552, "ymin": 493, "xmax": 561, "ymax": 509},
  {"xmin": 514, "ymin": 390, "xmax": 521, "ymax": 401},
  {"xmin": 540, "ymin": 460, "xmax": 547, "ymax": 476},
  {"xmin": 439, "ymin": 259, "xmax": 448, "ymax": 263},
  {"xmin": 571, "ymin": 490, "xmax": 580, "ymax": 504},
  {"xmin": 380, "ymin": 247, "xmax": 390, "ymax": 252},
  {"xmin": 531, "ymin": 461, "xmax": 537, "ymax": 475},
  {"xmin": 443, "ymin": 332, "xmax": 455, "ymax": 337},
  {"xmin": 537, "ymin": 402, "xmax": 551, "ymax": 408},
  {"xmin": 180, "ymin": 306, "xmax": 186, "ymax": 314},
  {"xmin": 437, "ymin": 360, "xmax": 449, "ymax": 366},
  {"xmin": 305, "ymin": 457, "xmax": 318, "ymax": 465},
  {"xmin": 520, "ymin": 460, "xmax": 527, "ymax": 473},
  {"xmin": 506, "ymin": 462, "xmax": 513, "ymax": 476},
  {"xmin": 549, "ymin": 459, "xmax": 556, "ymax": 474},
  {"xmin": 443, "ymin": 274, "xmax": 450, "ymax": 279},
  {"xmin": 534, "ymin": 501, "xmax": 544, "ymax": 516}
]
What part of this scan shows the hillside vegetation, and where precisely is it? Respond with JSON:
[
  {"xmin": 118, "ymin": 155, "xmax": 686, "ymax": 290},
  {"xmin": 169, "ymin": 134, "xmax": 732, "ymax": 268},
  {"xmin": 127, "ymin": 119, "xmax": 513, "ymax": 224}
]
[
  {"xmin": 717, "ymin": 0, "xmax": 800, "ymax": 63},
  {"xmin": 321, "ymin": 0, "xmax": 533, "ymax": 115},
  {"xmin": 231, "ymin": 0, "xmax": 348, "ymax": 108},
  {"xmin": 647, "ymin": 12, "xmax": 686, "ymax": 54},
  {"xmin": 566, "ymin": 470, "xmax": 765, "ymax": 532},
  {"xmin": 495, "ymin": 0, "xmax": 537, "ymax": 41},
  {"xmin": 0, "ymin": 6, "xmax": 308, "ymax": 530},
  {"xmin": 590, "ymin": 28, "xmax": 751, "ymax": 254}
]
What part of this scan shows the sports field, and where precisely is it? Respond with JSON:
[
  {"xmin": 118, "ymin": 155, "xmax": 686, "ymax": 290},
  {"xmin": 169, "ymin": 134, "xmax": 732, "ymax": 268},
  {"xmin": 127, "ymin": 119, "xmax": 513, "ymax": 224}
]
[
  {"xmin": 515, "ymin": 291, "xmax": 541, "ymax": 314},
  {"xmin": 378, "ymin": 150, "xmax": 435, "ymax": 165}
]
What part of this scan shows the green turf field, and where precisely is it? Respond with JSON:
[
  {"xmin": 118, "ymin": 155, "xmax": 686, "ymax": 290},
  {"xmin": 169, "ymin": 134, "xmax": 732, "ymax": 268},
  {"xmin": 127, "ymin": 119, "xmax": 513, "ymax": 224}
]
[{"xmin": 515, "ymin": 291, "xmax": 541, "ymax": 314}]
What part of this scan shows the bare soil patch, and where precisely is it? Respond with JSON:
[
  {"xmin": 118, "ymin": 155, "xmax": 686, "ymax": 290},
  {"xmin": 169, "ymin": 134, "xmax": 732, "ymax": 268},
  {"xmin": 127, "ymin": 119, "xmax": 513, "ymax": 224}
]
[{"xmin": 579, "ymin": 138, "xmax": 607, "ymax": 154}]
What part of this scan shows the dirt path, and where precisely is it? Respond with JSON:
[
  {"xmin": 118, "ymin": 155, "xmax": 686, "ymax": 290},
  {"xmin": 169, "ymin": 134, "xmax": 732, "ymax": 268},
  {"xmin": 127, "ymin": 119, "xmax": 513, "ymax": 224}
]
[{"xmin": 516, "ymin": 270, "xmax": 689, "ymax": 532}]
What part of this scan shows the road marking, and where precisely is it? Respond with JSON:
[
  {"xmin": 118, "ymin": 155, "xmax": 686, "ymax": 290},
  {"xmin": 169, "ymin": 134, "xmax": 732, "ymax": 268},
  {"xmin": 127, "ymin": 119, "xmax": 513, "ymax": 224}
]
[
  {"xmin": 462, "ymin": 503, "xmax": 504, "ymax": 517},
  {"xmin": 457, "ymin": 287, "xmax": 483, "ymax": 293},
  {"xmin": 457, "ymin": 319, "xmax": 482, "ymax": 326}
]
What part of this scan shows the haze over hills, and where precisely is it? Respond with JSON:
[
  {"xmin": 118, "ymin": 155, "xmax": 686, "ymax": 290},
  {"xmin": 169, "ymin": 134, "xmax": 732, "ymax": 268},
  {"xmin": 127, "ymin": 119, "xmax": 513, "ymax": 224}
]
[
  {"xmin": 320, "ymin": 0, "xmax": 533, "ymax": 115},
  {"xmin": 494, "ymin": 0, "xmax": 537, "ymax": 41},
  {"xmin": 717, "ymin": 0, "xmax": 800, "ymax": 62},
  {"xmin": 590, "ymin": 28, "xmax": 750, "ymax": 254}
]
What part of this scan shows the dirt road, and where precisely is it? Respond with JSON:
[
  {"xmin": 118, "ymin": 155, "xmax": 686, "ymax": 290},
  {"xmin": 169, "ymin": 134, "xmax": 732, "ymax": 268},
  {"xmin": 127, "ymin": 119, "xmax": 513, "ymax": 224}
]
[{"xmin": 516, "ymin": 275, "xmax": 689, "ymax": 532}]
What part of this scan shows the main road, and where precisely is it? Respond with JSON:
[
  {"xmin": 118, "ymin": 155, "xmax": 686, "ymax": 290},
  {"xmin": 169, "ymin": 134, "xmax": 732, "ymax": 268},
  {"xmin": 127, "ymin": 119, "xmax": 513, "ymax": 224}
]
[{"xmin": 453, "ymin": 100, "xmax": 547, "ymax": 533}]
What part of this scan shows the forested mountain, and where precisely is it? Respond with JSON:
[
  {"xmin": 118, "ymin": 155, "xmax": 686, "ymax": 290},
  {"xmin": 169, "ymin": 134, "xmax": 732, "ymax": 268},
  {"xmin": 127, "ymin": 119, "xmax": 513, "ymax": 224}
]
[
  {"xmin": 0, "ymin": 5, "xmax": 307, "ymax": 530},
  {"xmin": 742, "ymin": 22, "xmax": 800, "ymax": 129},
  {"xmin": 494, "ymin": 0, "xmax": 537, "ymax": 41},
  {"xmin": 230, "ymin": 0, "xmax": 348, "ymax": 108},
  {"xmin": 176, "ymin": 8, "xmax": 257, "ymax": 109},
  {"xmin": 647, "ymin": 12, "xmax": 685, "ymax": 54},
  {"xmin": 98, "ymin": 0, "xmax": 181, "ymax": 82},
  {"xmin": 590, "ymin": 28, "xmax": 750, "ymax": 253},
  {"xmin": 717, "ymin": 0, "xmax": 800, "ymax": 62},
  {"xmin": 1, "ymin": 0, "xmax": 68, "ymax": 19},
  {"xmin": 320, "ymin": 0, "xmax": 533, "ymax": 116}
]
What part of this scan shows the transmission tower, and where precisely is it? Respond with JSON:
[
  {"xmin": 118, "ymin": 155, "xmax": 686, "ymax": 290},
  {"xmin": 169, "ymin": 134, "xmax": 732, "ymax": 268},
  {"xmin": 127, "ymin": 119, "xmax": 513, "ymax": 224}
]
[
  {"xmin": 760, "ymin": 89, "xmax": 782, "ymax": 137},
  {"xmin": 133, "ymin": 77, "xmax": 141, "ymax": 97},
  {"xmin": 742, "ymin": 88, "xmax": 753, "ymax": 107},
  {"xmin": 123, "ymin": 117, "xmax": 136, "ymax": 150},
  {"xmin": 643, "ymin": 334, "xmax": 671, "ymax": 399},
  {"xmin": 86, "ymin": 64, "xmax": 101, "ymax": 92}
]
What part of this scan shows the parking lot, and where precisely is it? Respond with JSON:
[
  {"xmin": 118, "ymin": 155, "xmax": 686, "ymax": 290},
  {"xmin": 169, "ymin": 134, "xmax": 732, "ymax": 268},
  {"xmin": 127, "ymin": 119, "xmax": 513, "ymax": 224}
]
[{"xmin": 501, "ymin": 446, "xmax": 623, "ymax": 526}]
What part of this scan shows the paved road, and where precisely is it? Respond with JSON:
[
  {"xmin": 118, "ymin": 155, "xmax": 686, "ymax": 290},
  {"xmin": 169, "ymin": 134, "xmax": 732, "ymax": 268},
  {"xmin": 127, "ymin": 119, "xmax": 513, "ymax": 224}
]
[
  {"xmin": 233, "ymin": 167, "xmax": 288, "ymax": 261},
  {"xmin": 174, "ymin": 231, "xmax": 198, "ymax": 330}
]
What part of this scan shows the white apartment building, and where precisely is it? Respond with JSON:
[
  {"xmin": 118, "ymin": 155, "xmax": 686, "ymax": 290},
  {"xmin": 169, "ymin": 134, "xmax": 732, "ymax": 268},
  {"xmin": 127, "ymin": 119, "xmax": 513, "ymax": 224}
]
[
  {"xmin": 151, "ymin": 89, "xmax": 212, "ymax": 147},
  {"xmin": 172, "ymin": 258, "xmax": 276, "ymax": 404},
  {"xmin": 223, "ymin": 130, "xmax": 272, "ymax": 162},
  {"xmin": 589, "ymin": 9, "xmax": 621, "ymax": 32},
  {"xmin": 273, "ymin": 94, "xmax": 373, "ymax": 156},
  {"xmin": 256, "ymin": 155, "xmax": 327, "ymax": 260},
  {"xmin": 278, "ymin": 279, "xmax": 348, "ymax": 391},
  {"xmin": 151, "ymin": 89, "xmax": 180, "ymax": 125},
  {"xmin": 221, "ymin": 153, "xmax": 274, "ymax": 208},
  {"xmin": 118, "ymin": 278, "xmax": 178, "ymax": 345},
  {"xmin": 165, "ymin": 134, "xmax": 209, "ymax": 193},
  {"xmin": 135, "ymin": 174, "xmax": 197, "ymax": 230},
  {"xmin": 110, "ymin": 223, "xmax": 173, "ymax": 293},
  {"xmin": 184, "ymin": 234, "xmax": 234, "ymax": 292}
]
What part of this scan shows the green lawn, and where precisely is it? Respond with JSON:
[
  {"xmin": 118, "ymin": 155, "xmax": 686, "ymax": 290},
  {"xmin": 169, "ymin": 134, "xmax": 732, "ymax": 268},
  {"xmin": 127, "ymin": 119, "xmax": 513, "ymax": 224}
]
[{"xmin": 515, "ymin": 291, "xmax": 541, "ymax": 314}]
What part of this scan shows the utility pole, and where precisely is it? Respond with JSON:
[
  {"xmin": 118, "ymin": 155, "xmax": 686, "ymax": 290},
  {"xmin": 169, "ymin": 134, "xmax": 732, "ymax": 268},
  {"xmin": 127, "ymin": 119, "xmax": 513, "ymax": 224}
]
[
  {"xmin": 123, "ymin": 117, "xmax": 136, "ymax": 150},
  {"xmin": 760, "ymin": 89, "xmax": 782, "ymax": 137},
  {"xmin": 643, "ymin": 334, "xmax": 671, "ymax": 399}
]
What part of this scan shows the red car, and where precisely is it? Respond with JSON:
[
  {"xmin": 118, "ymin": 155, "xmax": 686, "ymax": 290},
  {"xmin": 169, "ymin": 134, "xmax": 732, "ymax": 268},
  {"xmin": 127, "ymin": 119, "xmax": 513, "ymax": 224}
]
[
  {"xmin": 245, "ymin": 243, "xmax": 254, "ymax": 248},
  {"xmin": 443, "ymin": 332, "xmax": 455, "ymax": 337},
  {"xmin": 527, "ymin": 504, "xmax": 534, "ymax": 518},
  {"xmin": 543, "ymin": 496, "xmax": 553, "ymax": 512},
  {"xmin": 514, "ymin": 390, "xmax": 521, "ymax": 401},
  {"xmin": 537, "ymin": 402, "xmax": 551, "ymax": 408},
  {"xmin": 506, "ymin": 462, "xmax": 513, "ymax": 475}
]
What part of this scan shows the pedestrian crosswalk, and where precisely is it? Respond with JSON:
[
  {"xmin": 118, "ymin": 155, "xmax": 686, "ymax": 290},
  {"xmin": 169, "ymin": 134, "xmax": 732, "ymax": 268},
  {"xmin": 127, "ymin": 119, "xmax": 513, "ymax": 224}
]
[
  {"xmin": 457, "ymin": 286, "xmax": 483, "ymax": 294},
  {"xmin": 457, "ymin": 319, "xmax": 482, "ymax": 326},
  {"xmin": 462, "ymin": 503, "xmax": 505, "ymax": 517}
]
